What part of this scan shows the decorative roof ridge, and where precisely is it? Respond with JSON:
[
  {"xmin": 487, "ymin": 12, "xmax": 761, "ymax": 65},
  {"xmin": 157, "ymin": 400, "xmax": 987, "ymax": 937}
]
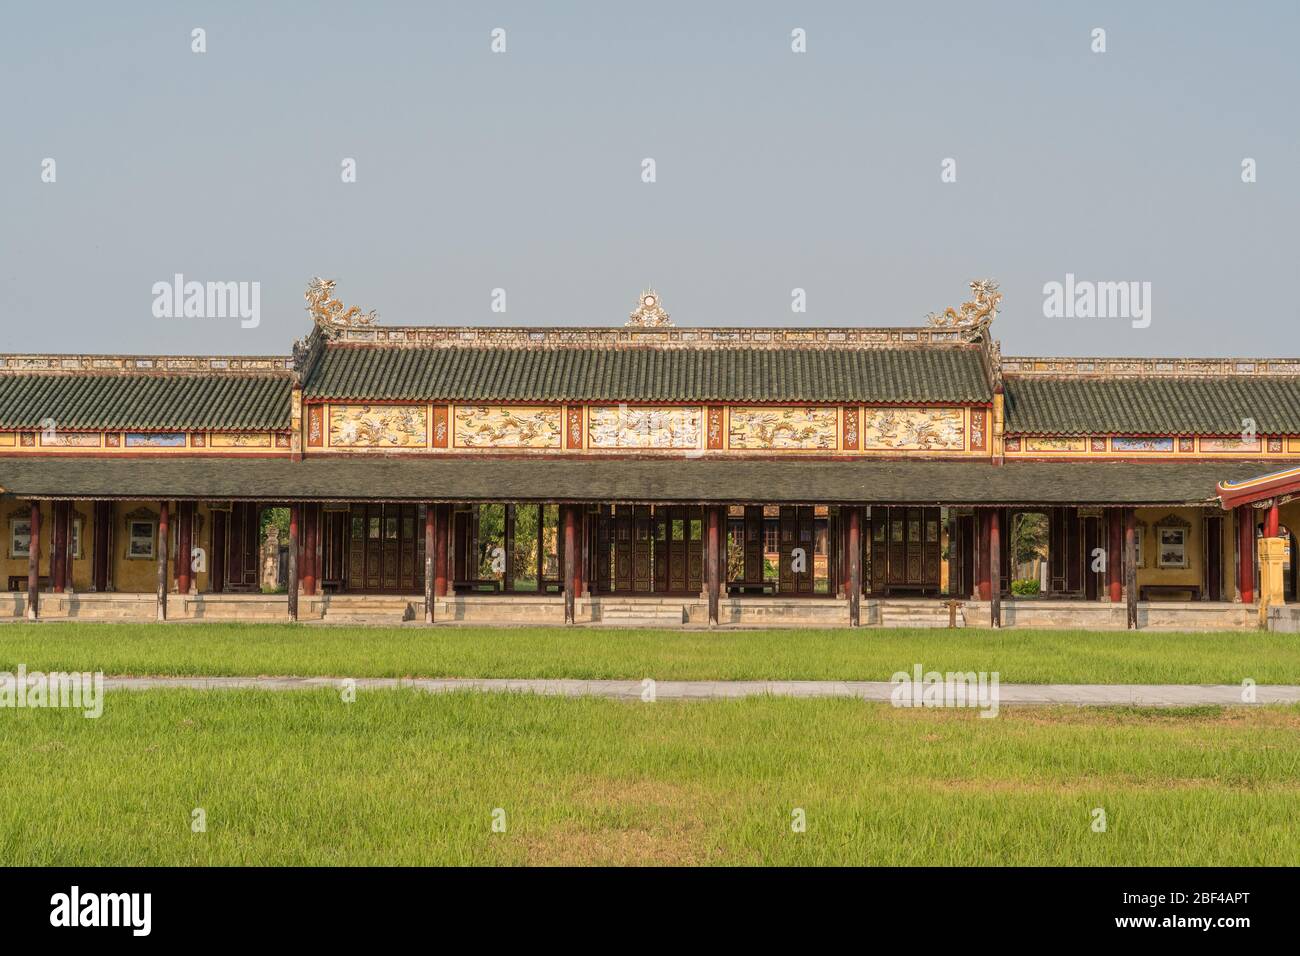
[
  {"xmin": 1002, "ymin": 356, "xmax": 1300, "ymax": 377},
  {"xmin": 0, "ymin": 354, "xmax": 295, "ymax": 374},
  {"xmin": 316, "ymin": 325, "xmax": 987, "ymax": 350}
]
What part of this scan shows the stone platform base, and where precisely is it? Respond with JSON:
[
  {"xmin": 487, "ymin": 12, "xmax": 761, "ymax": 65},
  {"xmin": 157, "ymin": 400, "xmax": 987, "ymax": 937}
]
[
  {"xmin": 0, "ymin": 591, "xmax": 1272, "ymax": 630},
  {"xmin": 1268, "ymin": 605, "xmax": 1300, "ymax": 633},
  {"xmin": 960, "ymin": 599, "xmax": 1258, "ymax": 631}
]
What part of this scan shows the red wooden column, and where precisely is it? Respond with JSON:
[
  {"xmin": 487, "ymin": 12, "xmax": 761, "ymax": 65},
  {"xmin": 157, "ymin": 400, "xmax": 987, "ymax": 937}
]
[
  {"xmin": 92, "ymin": 501, "xmax": 109, "ymax": 592},
  {"xmin": 706, "ymin": 506, "xmax": 721, "ymax": 626},
  {"xmin": 847, "ymin": 506, "xmax": 862, "ymax": 627},
  {"xmin": 156, "ymin": 501, "xmax": 169, "ymax": 621},
  {"xmin": 51, "ymin": 501, "xmax": 67, "ymax": 593},
  {"xmin": 989, "ymin": 508, "xmax": 1002, "ymax": 627},
  {"xmin": 975, "ymin": 509, "xmax": 991, "ymax": 601},
  {"xmin": 1124, "ymin": 507, "xmax": 1138, "ymax": 628},
  {"xmin": 575, "ymin": 508, "xmax": 586, "ymax": 598},
  {"xmin": 306, "ymin": 504, "xmax": 319, "ymax": 595},
  {"xmin": 1264, "ymin": 502, "xmax": 1280, "ymax": 538},
  {"xmin": 177, "ymin": 501, "xmax": 193, "ymax": 595},
  {"xmin": 562, "ymin": 505, "xmax": 577, "ymax": 624},
  {"xmin": 434, "ymin": 504, "xmax": 450, "ymax": 597},
  {"xmin": 1107, "ymin": 509, "xmax": 1123, "ymax": 602},
  {"xmin": 1236, "ymin": 505, "xmax": 1255, "ymax": 604},
  {"xmin": 287, "ymin": 504, "xmax": 300, "ymax": 622},
  {"xmin": 424, "ymin": 504, "xmax": 436, "ymax": 623},
  {"xmin": 838, "ymin": 512, "xmax": 851, "ymax": 599},
  {"xmin": 298, "ymin": 505, "xmax": 310, "ymax": 597},
  {"xmin": 61, "ymin": 501, "xmax": 73, "ymax": 591},
  {"xmin": 27, "ymin": 502, "xmax": 41, "ymax": 620}
]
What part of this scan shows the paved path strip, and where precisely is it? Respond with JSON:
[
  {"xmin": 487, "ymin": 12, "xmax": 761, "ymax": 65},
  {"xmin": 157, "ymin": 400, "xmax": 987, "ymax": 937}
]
[{"xmin": 100, "ymin": 676, "xmax": 1300, "ymax": 706}]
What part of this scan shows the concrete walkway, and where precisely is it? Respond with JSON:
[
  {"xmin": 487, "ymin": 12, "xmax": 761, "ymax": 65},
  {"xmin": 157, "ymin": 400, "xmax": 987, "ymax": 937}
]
[{"xmin": 101, "ymin": 676, "xmax": 1300, "ymax": 706}]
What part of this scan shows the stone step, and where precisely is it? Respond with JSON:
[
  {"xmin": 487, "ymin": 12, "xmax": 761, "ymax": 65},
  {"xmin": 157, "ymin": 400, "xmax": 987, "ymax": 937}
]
[
  {"xmin": 596, "ymin": 618, "xmax": 683, "ymax": 628},
  {"xmin": 598, "ymin": 604, "xmax": 685, "ymax": 625}
]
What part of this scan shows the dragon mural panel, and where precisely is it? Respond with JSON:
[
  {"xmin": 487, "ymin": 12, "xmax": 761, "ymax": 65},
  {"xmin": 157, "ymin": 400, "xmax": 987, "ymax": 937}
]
[
  {"xmin": 587, "ymin": 406, "xmax": 702, "ymax": 449},
  {"xmin": 1023, "ymin": 435, "xmax": 1088, "ymax": 453},
  {"xmin": 728, "ymin": 407, "xmax": 838, "ymax": 450},
  {"xmin": 860, "ymin": 408, "xmax": 965, "ymax": 451},
  {"xmin": 328, "ymin": 404, "xmax": 427, "ymax": 448},
  {"xmin": 453, "ymin": 406, "xmax": 562, "ymax": 449},
  {"xmin": 211, "ymin": 432, "xmax": 272, "ymax": 448}
]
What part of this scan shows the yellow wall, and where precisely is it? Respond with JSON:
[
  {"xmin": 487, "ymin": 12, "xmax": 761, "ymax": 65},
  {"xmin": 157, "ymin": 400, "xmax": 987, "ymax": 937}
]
[
  {"xmin": 1132, "ymin": 507, "xmax": 1205, "ymax": 592},
  {"xmin": 2, "ymin": 499, "xmax": 213, "ymax": 594}
]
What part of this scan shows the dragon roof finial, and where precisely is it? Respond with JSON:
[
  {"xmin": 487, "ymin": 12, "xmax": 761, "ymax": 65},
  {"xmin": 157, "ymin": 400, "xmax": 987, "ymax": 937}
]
[
  {"xmin": 926, "ymin": 278, "xmax": 1001, "ymax": 331},
  {"xmin": 305, "ymin": 277, "xmax": 379, "ymax": 331}
]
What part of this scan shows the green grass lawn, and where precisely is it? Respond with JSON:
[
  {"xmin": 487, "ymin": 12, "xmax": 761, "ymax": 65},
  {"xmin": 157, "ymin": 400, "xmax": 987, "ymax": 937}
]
[
  {"xmin": 2, "ymin": 689, "xmax": 1296, "ymax": 865},
  {"xmin": 1, "ymin": 621, "xmax": 1297, "ymax": 684}
]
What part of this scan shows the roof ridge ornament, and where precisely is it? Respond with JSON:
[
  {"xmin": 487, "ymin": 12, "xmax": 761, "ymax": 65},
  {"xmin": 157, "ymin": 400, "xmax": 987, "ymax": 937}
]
[
  {"xmin": 626, "ymin": 289, "xmax": 673, "ymax": 328},
  {"xmin": 926, "ymin": 278, "xmax": 1001, "ymax": 332},
  {"xmin": 306, "ymin": 277, "xmax": 379, "ymax": 332}
]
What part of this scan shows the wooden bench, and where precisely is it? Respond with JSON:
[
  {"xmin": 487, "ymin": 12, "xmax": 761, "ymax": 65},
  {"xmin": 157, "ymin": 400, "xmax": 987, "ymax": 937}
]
[
  {"xmin": 1139, "ymin": 584, "xmax": 1201, "ymax": 602},
  {"xmin": 454, "ymin": 579, "xmax": 502, "ymax": 594},
  {"xmin": 727, "ymin": 581, "xmax": 778, "ymax": 596},
  {"xmin": 8, "ymin": 576, "xmax": 49, "ymax": 592}
]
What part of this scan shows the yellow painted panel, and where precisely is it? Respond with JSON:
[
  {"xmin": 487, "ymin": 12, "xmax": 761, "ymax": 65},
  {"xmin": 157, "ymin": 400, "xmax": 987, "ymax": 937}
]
[
  {"xmin": 453, "ymin": 406, "xmax": 562, "ymax": 449},
  {"xmin": 329, "ymin": 404, "xmax": 427, "ymax": 448},
  {"xmin": 729, "ymin": 406, "xmax": 837, "ymax": 450},
  {"xmin": 858, "ymin": 407, "xmax": 966, "ymax": 451}
]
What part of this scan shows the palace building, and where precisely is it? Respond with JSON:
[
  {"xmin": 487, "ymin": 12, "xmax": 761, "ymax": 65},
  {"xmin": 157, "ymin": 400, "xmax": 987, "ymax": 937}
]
[{"xmin": 2, "ymin": 278, "xmax": 1297, "ymax": 629}]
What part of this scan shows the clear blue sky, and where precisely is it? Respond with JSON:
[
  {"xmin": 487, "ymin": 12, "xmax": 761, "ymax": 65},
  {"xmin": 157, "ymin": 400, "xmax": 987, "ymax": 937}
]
[{"xmin": 2, "ymin": 1, "xmax": 1297, "ymax": 357}]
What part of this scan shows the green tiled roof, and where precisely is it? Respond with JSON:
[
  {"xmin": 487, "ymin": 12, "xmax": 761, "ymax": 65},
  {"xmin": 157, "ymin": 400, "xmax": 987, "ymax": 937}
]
[
  {"xmin": 0, "ymin": 456, "xmax": 1266, "ymax": 506},
  {"xmin": 1003, "ymin": 376, "xmax": 1300, "ymax": 436},
  {"xmin": 0, "ymin": 373, "xmax": 293, "ymax": 431},
  {"xmin": 302, "ymin": 345, "xmax": 992, "ymax": 404}
]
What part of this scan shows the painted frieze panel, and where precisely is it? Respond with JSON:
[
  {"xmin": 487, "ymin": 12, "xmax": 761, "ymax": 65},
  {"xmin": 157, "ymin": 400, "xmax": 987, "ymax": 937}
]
[
  {"xmin": 307, "ymin": 406, "xmax": 324, "ymax": 447},
  {"xmin": 39, "ymin": 431, "xmax": 100, "ymax": 447},
  {"xmin": 706, "ymin": 407, "xmax": 724, "ymax": 450},
  {"xmin": 1111, "ymin": 437, "xmax": 1175, "ymax": 453},
  {"xmin": 1021, "ymin": 436, "xmax": 1087, "ymax": 452},
  {"xmin": 728, "ymin": 406, "xmax": 838, "ymax": 450},
  {"xmin": 329, "ymin": 404, "xmax": 427, "ymax": 448},
  {"xmin": 1201, "ymin": 436, "xmax": 1261, "ymax": 453},
  {"xmin": 842, "ymin": 406, "xmax": 860, "ymax": 451},
  {"xmin": 0, "ymin": 432, "xmax": 13, "ymax": 447},
  {"xmin": 860, "ymin": 407, "xmax": 965, "ymax": 451},
  {"xmin": 587, "ymin": 406, "xmax": 702, "ymax": 449},
  {"xmin": 125, "ymin": 432, "xmax": 186, "ymax": 448},
  {"xmin": 453, "ymin": 405, "xmax": 562, "ymax": 449},
  {"xmin": 567, "ymin": 407, "xmax": 585, "ymax": 449},
  {"xmin": 432, "ymin": 406, "xmax": 449, "ymax": 448},
  {"xmin": 211, "ymin": 432, "xmax": 272, "ymax": 448},
  {"xmin": 969, "ymin": 409, "xmax": 987, "ymax": 452}
]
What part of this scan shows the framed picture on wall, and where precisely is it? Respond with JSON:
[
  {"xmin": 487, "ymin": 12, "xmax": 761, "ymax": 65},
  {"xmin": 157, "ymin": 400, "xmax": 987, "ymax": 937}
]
[
  {"xmin": 128, "ymin": 520, "xmax": 156, "ymax": 559},
  {"xmin": 9, "ymin": 518, "xmax": 31, "ymax": 559},
  {"xmin": 1157, "ymin": 527, "xmax": 1188, "ymax": 569}
]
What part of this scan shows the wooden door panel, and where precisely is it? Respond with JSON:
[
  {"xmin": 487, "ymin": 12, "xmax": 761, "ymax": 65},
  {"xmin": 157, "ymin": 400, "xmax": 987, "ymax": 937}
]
[
  {"xmin": 633, "ymin": 507, "xmax": 652, "ymax": 592},
  {"xmin": 870, "ymin": 509, "xmax": 887, "ymax": 591},
  {"xmin": 743, "ymin": 506, "xmax": 763, "ymax": 584},
  {"xmin": 922, "ymin": 509, "xmax": 941, "ymax": 588},
  {"xmin": 614, "ymin": 508, "xmax": 632, "ymax": 591},
  {"xmin": 778, "ymin": 507, "xmax": 795, "ymax": 593},
  {"xmin": 687, "ymin": 508, "xmax": 704, "ymax": 593}
]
